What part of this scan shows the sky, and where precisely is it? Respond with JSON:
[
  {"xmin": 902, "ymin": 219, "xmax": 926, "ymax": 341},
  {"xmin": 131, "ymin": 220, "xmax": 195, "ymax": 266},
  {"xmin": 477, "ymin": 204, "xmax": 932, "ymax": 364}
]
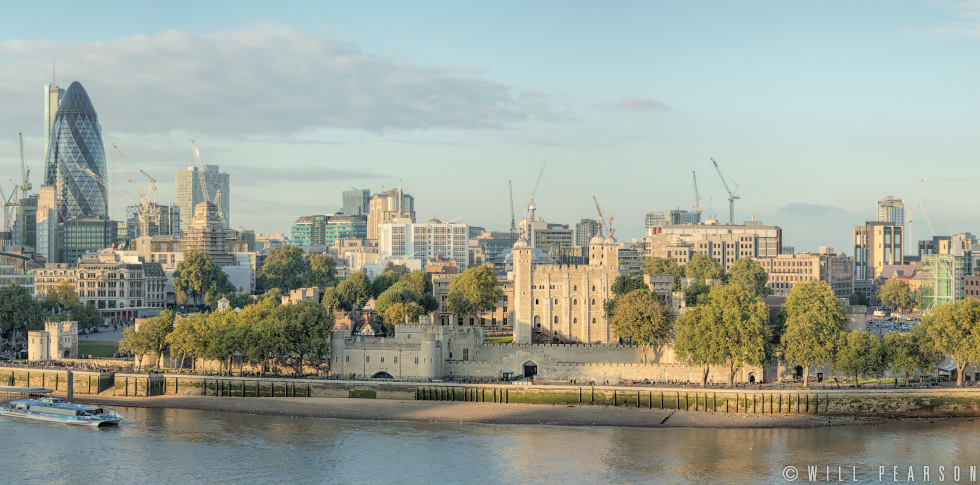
[{"xmin": 0, "ymin": 1, "xmax": 978, "ymax": 254}]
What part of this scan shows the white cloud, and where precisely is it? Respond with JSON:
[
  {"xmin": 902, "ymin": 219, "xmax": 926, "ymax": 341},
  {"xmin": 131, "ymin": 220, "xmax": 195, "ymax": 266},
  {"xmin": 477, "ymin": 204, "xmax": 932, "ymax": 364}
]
[
  {"xmin": 0, "ymin": 25, "xmax": 565, "ymax": 137},
  {"xmin": 615, "ymin": 96, "xmax": 668, "ymax": 112}
]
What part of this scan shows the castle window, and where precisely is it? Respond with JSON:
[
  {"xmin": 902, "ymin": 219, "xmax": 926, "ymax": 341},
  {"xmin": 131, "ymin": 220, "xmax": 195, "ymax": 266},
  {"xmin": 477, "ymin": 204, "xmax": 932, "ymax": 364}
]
[
  {"xmin": 553, "ymin": 316, "xmax": 559, "ymax": 324},
  {"xmin": 592, "ymin": 285, "xmax": 596, "ymax": 291},
  {"xmin": 592, "ymin": 318, "xmax": 596, "ymax": 324},
  {"xmin": 535, "ymin": 298, "xmax": 539, "ymax": 305},
  {"xmin": 394, "ymin": 357, "xmax": 398, "ymax": 363},
  {"xmin": 573, "ymin": 318, "xmax": 578, "ymax": 324},
  {"xmin": 573, "ymin": 285, "xmax": 577, "ymax": 291},
  {"xmin": 381, "ymin": 357, "xmax": 384, "ymax": 363},
  {"xmin": 591, "ymin": 299, "xmax": 596, "ymax": 305},
  {"xmin": 366, "ymin": 356, "xmax": 370, "ymax": 363},
  {"xmin": 554, "ymin": 298, "xmax": 558, "ymax": 305},
  {"xmin": 415, "ymin": 357, "xmax": 419, "ymax": 364},
  {"xmin": 463, "ymin": 348, "xmax": 469, "ymax": 361},
  {"xmin": 573, "ymin": 299, "xmax": 577, "ymax": 305},
  {"xmin": 345, "ymin": 355, "xmax": 349, "ymax": 362}
]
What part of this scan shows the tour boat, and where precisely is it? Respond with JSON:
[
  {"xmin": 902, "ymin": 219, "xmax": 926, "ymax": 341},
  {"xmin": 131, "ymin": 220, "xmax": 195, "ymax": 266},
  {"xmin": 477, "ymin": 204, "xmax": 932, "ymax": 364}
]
[{"xmin": 0, "ymin": 397, "xmax": 123, "ymax": 427}]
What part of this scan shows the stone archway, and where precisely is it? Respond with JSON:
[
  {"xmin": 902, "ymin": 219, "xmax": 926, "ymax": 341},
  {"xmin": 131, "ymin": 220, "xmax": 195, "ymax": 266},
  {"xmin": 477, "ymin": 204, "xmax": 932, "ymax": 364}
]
[
  {"xmin": 371, "ymin": 371, "xmax": 394, "ymax": 379},
  {"xmin": 523, "ymin": 361, "xmax": 538, "ymax": 379}
]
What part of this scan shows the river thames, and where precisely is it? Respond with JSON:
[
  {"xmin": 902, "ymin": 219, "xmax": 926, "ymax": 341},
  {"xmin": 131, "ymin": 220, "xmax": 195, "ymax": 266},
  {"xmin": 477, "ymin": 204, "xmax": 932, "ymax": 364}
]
[{"xmin": 3, "ymin": 406, "xmax": 979, "ymax": 484}]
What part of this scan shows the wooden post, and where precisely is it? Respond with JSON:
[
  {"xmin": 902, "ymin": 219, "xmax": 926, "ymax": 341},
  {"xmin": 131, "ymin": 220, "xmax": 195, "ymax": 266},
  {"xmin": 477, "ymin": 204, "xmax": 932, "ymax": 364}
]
[
  {"xmin": 649, "ymin": 391, "xmax": 652, "ymax": 409},
  {"xmin": 660, "ymin": 391, "xmax": 664, "ymax": 409},
  {"xmin": 88, "ymin": 376, "xmax": 92, "ymax": 395},
  {"xmin": 815, "ymin": 394, "xmax": 819, "ymax": 415},
  {"xmin": 806, "ymin": 394, "xmax": 809, "ymax": 413},
  {"xmin": 676, "ymin": 392, "xmax": 679, "ymax": 410},
  {"xmin": 713, "ymin": 393, "xmax": 717, "ymax": 412},
  {"xmin": 125, "ymin": 376, "xmax": 129, "ymax": 397}
]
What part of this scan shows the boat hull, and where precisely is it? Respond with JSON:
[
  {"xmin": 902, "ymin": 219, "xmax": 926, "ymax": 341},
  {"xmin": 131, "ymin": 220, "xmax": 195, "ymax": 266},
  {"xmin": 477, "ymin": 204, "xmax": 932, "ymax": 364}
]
[{"xmin": 0, "ymin": 408, "xmax": 120, "ymax": 427}]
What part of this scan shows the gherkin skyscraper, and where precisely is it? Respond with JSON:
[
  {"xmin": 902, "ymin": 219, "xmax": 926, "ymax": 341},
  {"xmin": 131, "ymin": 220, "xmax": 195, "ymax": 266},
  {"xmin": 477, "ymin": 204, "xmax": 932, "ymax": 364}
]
[{"xmin": 44, "ymin": 81, "xmax": 108, "ymax": 221}]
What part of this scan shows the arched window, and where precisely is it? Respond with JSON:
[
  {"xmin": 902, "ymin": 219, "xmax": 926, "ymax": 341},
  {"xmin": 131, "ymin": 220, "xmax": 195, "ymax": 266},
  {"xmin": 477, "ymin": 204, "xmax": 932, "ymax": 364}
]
[
  {"xmin": 554, "ymin": 298, "xmax": 559, "ymax": 305},
  {"xmin": 592, "ymin": 285, "xmax": 596, "ymax": 291},
  {"xmin": 573, "ymin": 299, "xmax": 578, "ymax": 305},
  {"xmin": 533, "ymin": 315, "xmax": 541, "ymax": 328},
  {"xmin": 591, "ymin": 298, "xmax": 596, "ymax": 305},
  {"xmin": 591, "ymin": 318, "xmax": 596, "ymax": 324},
  {"xmin": 573, "ymin": 285, "xmax": 577, "ymax": 291},
  {"xmin": 553, "ymin": 316, "xmax": 559, "ymax": 324},
  {"xmin": 535, "ymin": 298, "xmax": 539, "ymax": 305},
  {"xmin": 573, "ymin": 318, "xmax": 578, "ymax": 324}
]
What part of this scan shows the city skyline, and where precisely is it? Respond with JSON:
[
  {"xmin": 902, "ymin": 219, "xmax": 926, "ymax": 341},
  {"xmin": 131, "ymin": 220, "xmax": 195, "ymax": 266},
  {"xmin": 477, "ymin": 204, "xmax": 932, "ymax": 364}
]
[{"xmin": 0, "ymin": 1, "xmax": 978, "ymax": 253}]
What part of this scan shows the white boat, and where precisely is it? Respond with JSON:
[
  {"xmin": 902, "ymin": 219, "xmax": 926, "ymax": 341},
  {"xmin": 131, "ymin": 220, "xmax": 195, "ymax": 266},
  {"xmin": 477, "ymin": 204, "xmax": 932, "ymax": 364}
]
[{"xmin": 0, "ymin": 397, "xmax": 123, "ymax": 427}]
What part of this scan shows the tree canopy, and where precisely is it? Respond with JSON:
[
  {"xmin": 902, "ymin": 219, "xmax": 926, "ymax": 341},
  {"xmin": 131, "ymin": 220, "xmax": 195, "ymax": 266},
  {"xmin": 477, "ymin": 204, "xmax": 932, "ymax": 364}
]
[
  {"xmin": 916, "ymin": 298, "xmax": 980, "ymax": 387},
  {"xmin": 305, "ymin": 253, "xmax": 338, "ymax": 289},
  {"xmin": 876, "ymin": 279, "xmax": 915, "ymax": 313},
  {"xmin": 371, "ymin": 271, "xmax": 401, "ymax": 298},
  {"xmin": 780, "ymin": 280, "xmax": 846, "ymax": 388},
  {"xmin": 611, "ymin": 275, "xmax": 647, "ymax": 297},
  {"xmin": 69, "ymin": 302, "xmax": 102, "ymax": 330},
  {"xmin": 334, "ymin": 272, "xmax": 372, "ymax": 311},
  {"xmin": 642, "ymin": 257, "xmax": 685, "ymax": 291},
  {"xmin": 375, "ymin": 281, "xmax": 426, "ymax": 326},
  {"xmin": 834, "ymin": 331, "xmax": 887, "ymax": 386},
  {"xmin": 0, "ymin": 285, "xmax": 43, "ymax": 338},
  {"xmin": 685, "ymin": 253, "xmax": 725, "ymax": 284},
  {"xmin": 883, "ymin": 331, "xmax": 932, "ymax": 386},
  {"xmin": 726, "ymin": 257, "xmax": 772, "ymax": 297},
  {"xmin": 173, "ymin": 250, "xmax": 234, "ymax": 307},
  {"xmin": 609, "ymin": 289, "xmax": 673, "ymax": 349},
  {"xmin": 446, "ymin": 266, "xmax": 503, "ymax": 318},
  {"xmin": 46, "ymin": 280, "xmax": 80, "ymax": 312},
  {"xmin": 259, "ymin": 245, "xmax": 308, "ymax": 292},
  {"xmin": 674, "ymin": 285, "xmax": 769, "ymax": 387},
  {"xmin": 119, "ymin": 311, "xmax": 175, "ymax": 370}
]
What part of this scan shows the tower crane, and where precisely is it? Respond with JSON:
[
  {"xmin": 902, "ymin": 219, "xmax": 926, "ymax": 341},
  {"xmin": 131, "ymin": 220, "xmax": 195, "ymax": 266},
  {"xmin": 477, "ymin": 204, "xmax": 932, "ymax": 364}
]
[
  {"xmin": 112, "ymin": 145, "xmax": 159, "ymax": 237},
  {"xmin": 692, "ymin": 171, "xmax": 702, "ymax": 219},
  {"xmin": 0, "ymin": 182, "xmax": 18, "ymax": 232},
  {"xmin": 18, "ymin": 133, "xmax": 30, "ymax": 245},
  {"xmin": 711, "ymin": 157, "xmax": 740, "ymax": 224},
  {"xmin": 189, "ymin": 139, "xmax": 211, "ymax": 204},
  {"xmin": 509, "ymin": 180, "xmax": 516, "ymax": 233},
  {"xmin": 907, "ymin": 169, "xmax": 936, "ymax": 249},
  {"xmin": 525, "ymin": 161, "xmax": 547, "ymax": 222},
  {"xmin": 592, "ymin": 195, "xmax": 615, "ymax": 239}
]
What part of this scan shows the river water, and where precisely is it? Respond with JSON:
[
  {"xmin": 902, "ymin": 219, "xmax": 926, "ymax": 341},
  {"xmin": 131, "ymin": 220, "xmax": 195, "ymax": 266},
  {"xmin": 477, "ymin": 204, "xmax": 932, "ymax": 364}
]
[{"xmin": 3, "ymin": 406, "xmax": 979, "ymax": 484}]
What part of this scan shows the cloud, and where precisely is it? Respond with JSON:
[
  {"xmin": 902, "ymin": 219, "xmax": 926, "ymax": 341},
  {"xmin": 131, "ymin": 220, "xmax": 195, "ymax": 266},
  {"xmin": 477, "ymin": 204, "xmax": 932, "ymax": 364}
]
[
  {"xmin": 0, "ymin": 25, "xmax": 566, "ymax": 137},
  {"xmin": 233, "ymin": 165, "xmax": 381, "ymax": 186},
  {"xmin": 776, "ymin": 203, "xmax": 846, "ymax": 219},
  {"xmin": 615, "ymin": 96, "xmax": 668, "ymax": 112},
  {"xmin": 907, "ymin": 0, "xmax": 980, "ymax": 37}
]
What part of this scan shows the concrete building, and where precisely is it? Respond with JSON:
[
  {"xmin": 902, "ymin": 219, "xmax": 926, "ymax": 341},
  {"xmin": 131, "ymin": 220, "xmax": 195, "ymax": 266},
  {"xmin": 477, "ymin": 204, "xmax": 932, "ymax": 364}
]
[
  {"xmin": 342, "ymin": 188, "xmax": 371, "ymax": 216},
  {"xmin": 175, "ymin": 164, "xmax": 230, "ymax": 232},
  {"xmin": 650, "ymin": 220, "xmax": 782, "ymax": 271},
  {"xmin": 35, "ymin": 186, "xmax": 58, "ymax": 264},
  {"xmin": 367, "ymin": 187, "xmax": 415, "ymax": 239},
  {"xmin": 574, "ymin": 219, "xmax": 601, "ymax": 247},
  {"xmin": 854, "ymin": 221, "xmax": 904, "ymax": 281},
  {"xmin": 432, "ymin": 275, "xmax": 512, "ymax": 328},
  {"xmin": 43, "ymin": 83, "xmax": 64, "ymax": 158},
  {"xmin": 918, "ymin": 233, "xmax": 977, "ymax": 257},
  {"xmin": 377, "ymin": 220, "xmax": 469, "ymax": 269},
  {"xmin": 645, "ymin": 209, "xmax": 700, "ymax": 233},
  {"xmin": 512, "ymin": 233, "xmax": 622, "ymax": 344},
  {"xmin": 522, "ymin": 220, "xmax": 574, "ymax": 259},
  {"xmin": 126, "ymin": 203, "xmax": 180, "ymax": 240},
  {"xmin": 754, "ymin": 248, "xmax": 855, "ymax": 298},
  {"xmin": 28, "ymin": 321, "xmax": 77, "ymax": 361},
  {"xmin": 470, "ymin": 231, "xmax": 519, "ymax": 268},
  {"xmin": 59, "ymin": 216, "xmax": 118, "ymax": 267}
]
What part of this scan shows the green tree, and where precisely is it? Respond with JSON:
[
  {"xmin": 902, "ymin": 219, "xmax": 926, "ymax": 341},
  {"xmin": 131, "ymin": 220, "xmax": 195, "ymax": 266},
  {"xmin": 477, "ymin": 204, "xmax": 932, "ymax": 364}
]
[
  {"xmin": 848, "ymin": 291, "xmax": 868, "ymax": 306},
  {"xmin": 642, "ymin": 257, "xmax": 685, "ymax": 291},
  {"xmin": 321, "ymin": 287, "xmax": 340, "ymax": 311},
  {"xmin": 335, "ymin": 272, "xmax": 372, "ymax": 311},
  {"xmin": 612, "ymin": 275, "xmax": 647, "ymax": 297},
  {"xmin": 166, "ymin": 312, "xmax": 207, "ymax": 370},
  {"xmin": 834, "ymin": 331, "xmax": 887, "ymax": 387},
  {"xmin": 173, "ymin": 250, "xmax": 234, "ymax": 307},
  {"xmin": 446, "ymin": 266, "xmax": 504, "ymax": 319},
  {"xmin": 119, "ymin": 311, "xmax": 175, "ymax": 370},
  {"xmin": 401, "ymin": 271, "xmax": 438, "ymax": 312},
  {"xmin": 684, "ymin": 282, "xmax": 711, "ymax": 307},
  {"xmin": 119, "ymin": 326, "xmax": 153, "ymax": 370},
  {"xmin": 274, "ymin": 300, "xmax": 334, "ymax": 375},
  {"xmin": 0, "ymin": 285, "xmax": 43, "ymax": 338},
  {"xmin": 305, "ymin": 253, "xmax": 338, "ymax": 289},
  {"xmin": 224, "ymin": 291, "xmax": 254, "ymax": 309},
  {"xmin": 685, "ymin": 253, "xmax": 725, "ymax": 284},
  {"xmin": 883, "ymin": 331, "xmax": 931, "ymax": 386},
  {"xmin": 68, "ymin": 302, "xmax": 102, "ymax": 330},
  {"xmin": 45, "ymin": 280, "xmax": 80, "ymax": 313},
  {"xmin": 726, "ymin": 257, "xmax": 772, "ymax": 297},
  {"xmin": 259, "ymin": 245, "xmax": 309, "ymax": 292},
  {"xmin": 371, "ymin": 271, "xmax": 401, "ymax": 298},
  {"xmin": 375, "ymin": 281, "xmax": 425, "ymax": 325},
  {"xmin": 916, "ymin": 298, "xmax": 980, "ymax": 387},
  {"xmin": 674, "ymin": 285, "xmax": 770, "ymax": 387},
  {"xmin": 609, "ymin": 289, "xmax": 673, "ymax": 349},
  {"xmin": 780, "ymin": 280, "xmax": 846, "ymax": 388},
  {"xmin": 876, "ymin": 279, "xmax": 915, "ymax": 313}
]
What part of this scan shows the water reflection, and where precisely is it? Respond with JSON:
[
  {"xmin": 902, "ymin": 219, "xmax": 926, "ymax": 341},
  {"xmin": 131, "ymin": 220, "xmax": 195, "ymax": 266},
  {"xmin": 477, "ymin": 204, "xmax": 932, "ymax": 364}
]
[{"xmin": 2, "ymin": 407, "xmax": 979, "ymax": 484}]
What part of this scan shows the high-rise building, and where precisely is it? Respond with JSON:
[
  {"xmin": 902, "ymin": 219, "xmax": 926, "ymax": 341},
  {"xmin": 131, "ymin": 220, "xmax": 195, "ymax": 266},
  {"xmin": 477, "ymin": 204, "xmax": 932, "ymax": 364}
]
[
  {"xmin": 645, "ymin": 210, "xmax": 700, "ymax": 234},
  {"xmin": 876, "ymin": 196, "xmax": 905, "ymax": 254},
  {"xmin": 43, "ymin": 83, "xmax": 64, "ymax": 159},
  {"xmin": 649, "ymin": 220, "xmax": 782, "ymax": 271},
  {"xmin": 125, "ymin": 203, "xmax": 181, "ymax": 240},
  {"xmin": 853, "ymin": 221, "xmax": 904, "ymax": 281},
  {"xmin": 44, "ymin": 81, "xmax": 108, "ymax": 221},
  {"xmin": 60, "ymin": 217, "xmax": 118, "ymax": 267},
  {"xmin": 377, "ymin": 220, "xmax": 469, "ymax": 268},
  {"xmin": 575, "ymin": 219, "xmax": 601, "ymax": 247},
  {"xmin": 367, "ymin": 187, "xmax": 415, "ymax": 239},
  {"xmin": 342, "ymin": 189, "xmax": 370, "ymax": 216},
  {"xmin": 175, "ymin": 165, "xmax": 230, "ymax": 232}
]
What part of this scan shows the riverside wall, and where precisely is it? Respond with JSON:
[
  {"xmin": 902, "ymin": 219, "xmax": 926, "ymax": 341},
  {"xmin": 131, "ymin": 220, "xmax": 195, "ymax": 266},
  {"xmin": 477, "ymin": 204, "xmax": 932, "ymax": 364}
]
[{"xmin": 4, "ymin": 365, "xmax": 980, "ymax": 418}]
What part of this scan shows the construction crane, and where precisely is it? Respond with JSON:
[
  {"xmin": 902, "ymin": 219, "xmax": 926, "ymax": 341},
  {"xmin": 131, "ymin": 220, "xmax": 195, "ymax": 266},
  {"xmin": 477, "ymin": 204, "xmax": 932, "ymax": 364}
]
[
  {"xmin": 592, "ymin": 195, "xmax": 615, "ymax": 239},
  {"xmin": 509, "ymin": 180, "xmax": 516, "ymax": 233},
  {"xmin": 0, "ymin": 182, "xmax": 18, "ymax": 232},
  {"xmin": 525, "ymin": 161, "xmax": 547, "ymax": 222},
  {"xmin": 18, "ymin": 133, "xmax": 30, "ymax": 245},
  {"xmin": 692, "ymin": 171, "xmax": 702, "ymax": 219},
  {"xmin": 907, "ymin": 169, "xmax": 936, "ymax": 248},
  {"xmin": 711, "ymin": 157, "xmax": 740, "ymax": 224},
  {"xmin": 189, "ymin": 140, "xmax": 212, "ymax": 204},
  {"xmin": 111, "ymin": 145, "xmax": 158, "ymax": 237}
]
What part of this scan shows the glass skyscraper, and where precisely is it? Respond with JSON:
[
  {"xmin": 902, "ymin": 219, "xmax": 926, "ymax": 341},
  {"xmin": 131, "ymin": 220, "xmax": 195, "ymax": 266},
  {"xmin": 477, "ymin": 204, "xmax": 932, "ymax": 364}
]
[{"xmin": 44, "ymin": 81, "xmax": 108, "ymax": 221}]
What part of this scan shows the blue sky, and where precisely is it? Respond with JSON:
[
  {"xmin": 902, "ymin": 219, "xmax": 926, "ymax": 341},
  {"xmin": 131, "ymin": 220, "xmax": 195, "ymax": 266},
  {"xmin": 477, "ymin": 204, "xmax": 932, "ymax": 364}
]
[{"xmin": 0, "ymin": 1, "xmax": 978, "ymax": 253}]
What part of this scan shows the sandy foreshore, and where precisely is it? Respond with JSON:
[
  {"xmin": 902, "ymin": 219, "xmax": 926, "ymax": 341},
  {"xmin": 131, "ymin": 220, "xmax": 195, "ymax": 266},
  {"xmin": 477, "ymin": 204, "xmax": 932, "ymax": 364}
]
[{"xmin": 62, "ymin": 394, "xmax": 899, "ymax": 429}]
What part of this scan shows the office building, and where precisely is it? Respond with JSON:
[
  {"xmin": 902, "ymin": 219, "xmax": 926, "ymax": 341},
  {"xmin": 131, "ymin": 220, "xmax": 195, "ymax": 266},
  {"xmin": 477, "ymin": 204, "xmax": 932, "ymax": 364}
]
[
  {"xmin": 377, "ymin": 220, "xmax": 469, "ymax": 268},
  {"xmin": 43, "ymin": 83, "xmax": 64, "ymax": 159},
  {"xmin": 367, "ymin": 187, "xmax": 415, "ymax": 239},
  {"xmin": 43, "ymin": 81, "xmax": 108, "ymax": 221},
  {"xmin": 854, "ymin": 222, "xmax": 904, "ymax": 281},
  {"xmin": 125, "ymin": 203, "xmax": 181, "ymax": 240},
  {"xmin": 175, "ymin": 165, "xmax": 230, "ymax": 232},
  {"xmin": 645, "ymin": 210, "xmax": 700, "ymax": 234},
  {"xmin": 754, "ymin": 248, "xmax": 855, "ymax": 299},
  {"xmin": 522, "ymin": 220, "xmax": 574, "ymax": 259},
  {"xmin": 575, "ymin": 219, "xmax": 601, "ymax": 247},
  {"xmin": 342, "ymin": 189, "xmax": 370, "ymax": 216},
  {"xmin": 650, "ymin": 220, "xmax": 782, "ymax": 271},
  {"xmin": 876, "ymin": 196, "xmax": 905, "ymax": 255},
  {"xmin": 59, "ymin": 216, "xmax": 118, "ymax": 267}
]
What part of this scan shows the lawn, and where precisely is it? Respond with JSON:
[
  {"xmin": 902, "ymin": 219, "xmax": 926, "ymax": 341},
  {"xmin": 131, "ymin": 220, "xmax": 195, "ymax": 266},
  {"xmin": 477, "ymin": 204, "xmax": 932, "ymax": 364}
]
[
  {"xmin": 77, "ymin": 342, "xmax": 118, "ymax": 358},
  {"xmin": 485, "ymin": 336, "xmax": 513, "ymax": 343}
]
